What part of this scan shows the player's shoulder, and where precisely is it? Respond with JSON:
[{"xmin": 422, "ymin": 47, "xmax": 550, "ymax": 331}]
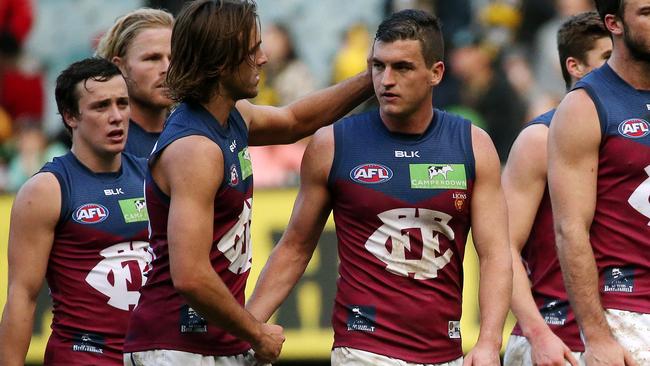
[
  {"xmin": 515, "ymin": 123, "xmax": 549, "ymax": 150},
  {"xmin": 524, "ymin": 109, "xmax": 555, "ymax": 128},
  {"xmin": 470, "ymin": 124, "xmax": 494, "ymax": 149},
  {"xmin": 554, "ymin": 88, "xmax": 598, "ymax": 127},
  {"xmin": 470, "ymin": 124, "xmax": 501, "ymax": 176},
  {"xmin": 161, "ymin": 134, "xmax": 222, "ymax": 164},
  {"xmin": 13, "ymin": 172, "xmax": 61, "ymax": 219},
  {"xmin": 20, "ymin": 171, "xmax": 60, "ymax": 195},
  {"xmin": 310, "ymin": 125, "xmax": 335, "ymax": 151},
  {"xmin": 506, "ymin": 123, "xmax": 549, "ymax": 177}
]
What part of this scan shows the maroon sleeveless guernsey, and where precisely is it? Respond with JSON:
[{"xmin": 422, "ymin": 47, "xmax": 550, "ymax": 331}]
[
  {"xmin": 327, "ymin": 109, "xmax": 475, "ymax": 363},
  {"xmin": 572, "ymin": 63, "xmax": 650, "ymax": 313},
  {"xmin": 510, "ymin": 110, "xmax": 584, "ymax": 352},
  {"xmin": 41, "ymin": 152, "xmax": 150, "ymax": 365},
  {"xmin": 124, "ymin": 103, "xmax": 254, "ymax": 356}
]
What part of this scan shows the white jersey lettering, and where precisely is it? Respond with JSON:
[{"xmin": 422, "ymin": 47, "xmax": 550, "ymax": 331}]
[
  {"xmin": 85, "ymin": 241, "xmax": 153, "ymax": 311},
  {"xmin": 365, "ymin": 208, "xmax": 454, "ymax": 280},
  {"xmin": 628, "ymin": 165, "xmax": 650, "ymax": 225},
  {"xmin": 217, "ymin": 198, "xmax": 253, "ymax": 274}
]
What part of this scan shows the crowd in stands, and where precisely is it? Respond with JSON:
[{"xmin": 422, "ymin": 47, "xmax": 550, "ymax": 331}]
[{"xmin": 0, "ymin": 0, "xmax": 594, "ymax": 192}]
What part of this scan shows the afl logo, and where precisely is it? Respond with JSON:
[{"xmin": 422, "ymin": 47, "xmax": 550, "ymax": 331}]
[
  {"xmin": 73, "ymin": 204, "xmax": 109, "ymax": 224},
  {"xmin": 618, "ymin": 119, "xmax": 650, "ymax": 138},
  {"xmin": 350, "ymin": 163, "xmax": 393, "ymax": 184}
]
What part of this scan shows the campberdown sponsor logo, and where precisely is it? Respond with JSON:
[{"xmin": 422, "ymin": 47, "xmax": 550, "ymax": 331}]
[{"xmin": 409, "ymin": 164, "xmax": 467, "ymax": 190}]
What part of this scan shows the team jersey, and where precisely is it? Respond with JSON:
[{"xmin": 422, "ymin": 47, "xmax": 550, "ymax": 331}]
[
  {"xmin": 509, "ymin": 109, "xmax": 584, "ymax": 352},
  {"xmin": 328, "ymin": 108, "xmax": 475, "ymax": 363},
  {"xmin": 124, "ymin": 102, "xmax": 254, "ymax": 356},
  {"xmin": 572, "ymin": 63, "xmax": 650, "ymax": 313},
  {"xmin": 40, "ymin": 152, "xmax": 150, "ymax": 365},
  {"xmin": 124, "ymin": 120, "xmax": 161, "ymax": 158}
]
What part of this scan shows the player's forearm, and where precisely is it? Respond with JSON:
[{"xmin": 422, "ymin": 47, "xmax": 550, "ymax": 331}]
[
  {"xmin": 247, "ymin": 241, "xmax": 313, "ymax": 322},
  {"xmin": 0, "ymin": 294, "xmax": 38, "ymax": 365},
  {"xmin": 555, "ymin": 227, "xmax": 611, "ymax": 343},
  {"xmin": 509, "ymin": 247, "xmax": 550, "ymax": 338},
  {"xmin": 477, "ymin": 252, "xmax": 512, "ymax": 347},
  {"xmin": 285, "ymin": 71, "xmax": 372, "ymax": 140}
]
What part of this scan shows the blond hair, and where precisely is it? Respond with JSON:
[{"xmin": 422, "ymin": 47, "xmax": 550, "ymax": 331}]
[{"xmin": 96, "ymin": 8, "xmax": 174, "ymax": 60}]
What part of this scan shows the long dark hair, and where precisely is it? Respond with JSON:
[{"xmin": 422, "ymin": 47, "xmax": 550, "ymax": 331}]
[{"xmin": 166, "ymin": 0, "xmax": 259, "ymax": 104}]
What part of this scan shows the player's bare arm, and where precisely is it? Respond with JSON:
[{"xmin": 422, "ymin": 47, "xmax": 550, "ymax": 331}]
[
  {"xmin": 502, "ymin": 125, "xmax": 577, "ymax": 366},
  {"xmin": 238, "ymin": 71, "xmax": 373, "ymax": 146},
  {"xmin": 151, "ymin": 135, "xmax": 284, "ymax": 362},
  {"xmin": 548, "ymin": 89, "xmax": 636, "ymax": 366},
  {"xmin": 247, "ymin": 126, "xmax": 335, "ymax": 322},
  {"xmin": 464, "ymin": 126, "xmax": 512, "ymax": 366},
  {"xmin": 0, "ymin": 173, "xmax": 60, "ymax": 365}
]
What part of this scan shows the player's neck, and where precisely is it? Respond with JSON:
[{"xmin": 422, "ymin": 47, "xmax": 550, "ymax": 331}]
[
  {"xmin": 203, "ymin": 92, "xmax": 236, "ymax": 126},
  {"xmin": 608, "ymin": 49, "xmax": 650, "ymax": 90},
  {"xmin": 71, "ymin": 144, "xmax": 122, "ymax": 173},
  {"xmin": 129, "ymin": 102, "xmax": 167, "ymax": 133},
  {"xmin": 379, "ymin": 104, "xmax": 434, "ymax": 135}
]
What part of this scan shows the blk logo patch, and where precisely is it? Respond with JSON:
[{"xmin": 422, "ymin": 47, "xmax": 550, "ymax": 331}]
[
  {"xmin": 410, "ymin": 164, "xmax": 467, "ymax": 190},
  {"xmin": 604, "ymin": 266, "xmax": 634, "ymax": 293},
  {"xmin": 618, "ymin": 119, "xmax": 650, "ymax": 139},
  {"xmin": 540, "ymin": 299, "xmax": 569, "ymax": 326},
  {"xmin": 350, "ymin": 163, "xmax": 393, "ymax": 184},
  {"xmin": 73, "ymin": 204, "xmax": 109, "ymax": 224},
  {"xmin": 347, "ymin": 305, "xmax": 376, "ymax": 332}
]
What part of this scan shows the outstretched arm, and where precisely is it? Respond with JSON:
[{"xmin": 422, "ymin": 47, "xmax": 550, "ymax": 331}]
[
  {"xmin": 152, "ymin": 136, "xmax": 284, "ymax": 363},
  {"xmin": 502, "ymin": 124, "xmax": 577, "ymax": 366},
  {"xmin": 548, "ymin": 89, "xmax": 636, "ymax": 366},
  {"xmin": 0, "ymin": 173, "xmax": 59, "ymax": 365},
  {"xmin": 464, "ymin": 126, "xmax": 512, "ymax": 366},
  {"xmin": 238, "ymin": 71, "xmax": 373, "ymax": 146},
  {"xmin": 247, "ymin": 126, "xmax": 335, "ymax": 322}
]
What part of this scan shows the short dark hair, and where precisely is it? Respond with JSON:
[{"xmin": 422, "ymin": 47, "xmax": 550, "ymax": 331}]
[
  {"xmin": 167, "ymin": 0, "xmax": 259, "ymax": 104},
  {"xmin": 55, "ymin": 58, "xmax": 123, "ymax": 133},
  {"xmin": 593, "ymin": 0, "xmax": 625, "ymax": 22},
  {"xmin": 558, "ymin": 11, "xmax": 610, "ymax": 90},
  {"xmin": 375, "ymin": 9, "xmax": 444, "ymax": 67}
]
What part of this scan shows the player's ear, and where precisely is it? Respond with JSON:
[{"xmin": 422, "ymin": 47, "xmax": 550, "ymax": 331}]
[
  {"xmin": 429, "ymin": 61, "xmax": 445, "ymax": 86},
  {"xmin": 604, "ymin": 13, "xmax": 623, "ymax": 36},
  {"xmin": 62, "ymin": 111, "xmax": 79, "ymax": 130},
  {"xmin": 112, "ymin": 56, "xmax": 127, "ymax": 74},
  {"xmin": 566, "ymin": 57, "xmax": 586, "ymax": 80}
]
